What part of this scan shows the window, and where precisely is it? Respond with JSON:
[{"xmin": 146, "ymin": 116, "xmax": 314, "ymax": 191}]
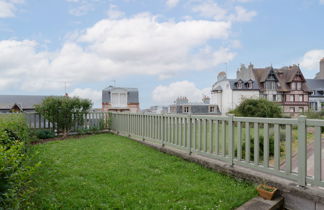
[
  {"xmin": 277, "ymin": 95, "xmax": 282, "ymax": 102},
  {"xmin": 290, "ymin": 107, "xmax": 295, "ymax": 112},
  {"xmin": 297, "ymin": 82, "xmax": 302, "ymax": 90},
  {"xmin": 183, "ymin": 106, "xmax": 190, "ymax": 113},
  {"xmin": 298, "ymin": 95, "xmax": 303, "ymax": 102},
  {"xmin": 304, "ymin": 95, "xmax": 308, "ymax": 101},
  {"xmin": 272, "ymin": 95, "xmax": 277, "ymax": 101},
  {"xmin": 209, "ymin": 106, "xmax": 217, "ymax": 113},
  {"xmin": 299, "ymin": 107, "xmax": 304, "ymax": 113},
  {"xmin": 310, "ymin": 102, "xmax": 318, "ymax": 111},
  {"xmin": 289, "ymin": 95, "xmax": 294, "ymax": 102},
  {"xmin": 111, "ymin": 92, "xmax": 127, "ymax": 107},
  {"xmin": 291, "ymin": 82, "xmax": 296, "ymax": 90},
  {"xmin": 266, "ymin": 81, "xmax": 276, "ymax": 90}
]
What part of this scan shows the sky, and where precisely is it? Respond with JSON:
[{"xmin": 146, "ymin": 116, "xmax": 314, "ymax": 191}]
[{"xmin": 0, "ymin": 0, "xmax": 324, "ymax": 109}]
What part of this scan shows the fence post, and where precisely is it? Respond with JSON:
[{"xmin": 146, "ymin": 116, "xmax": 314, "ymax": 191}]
[
  {"xmin": 188, "ymin": 114, "xmax": 192, "ymax": 155},
  {"xmin": 161, "ymin": 114, "xmax": 165, "ymax": 147},
  {"xmin": 297, "ymin": 115, "xmax": 307, "ymax": 187},
  {"xmin": 128, "ymin": 113, "xmax": 130, "ymax": 137},
  {"xmin": 228, "ymin": 114, "xmax": 234, "ymax": 166}
]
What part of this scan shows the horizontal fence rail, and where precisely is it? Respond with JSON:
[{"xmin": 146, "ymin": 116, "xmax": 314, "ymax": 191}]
[
  {"xmin": 25, "ymin": 112, "xmax": 110, "ymax": 133},
  {"xmin": 110, "ymin": 112, "xmax": 324, "ymax": 188}
]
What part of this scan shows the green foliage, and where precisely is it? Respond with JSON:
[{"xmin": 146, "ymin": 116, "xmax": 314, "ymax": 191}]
[
  {"xmin": 35, "ymin": 96, "xmax": 92, "ymax": 137},
  {"xmin": 230, "ymin": 98, "xmax": 282, "ymax": 118},
  {"xmin": 0, "ymin": 114, "xmax": 39, "ymax": 208},
  {"xmin": 305, "ymin": 110, "xmax": 324, "ymax": 132},
  {"xmin": 34, "ymin": 130, "xmax": 55, "ymax": 139},
  {"xmin": 235, "ymin": 135, "xmax": 283, "ymax": 161},
  {"xmin": 305, "ymin": 110, "xmax": 324, "ymax": 119}
]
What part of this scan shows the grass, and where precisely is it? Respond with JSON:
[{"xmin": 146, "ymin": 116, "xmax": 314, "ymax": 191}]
[{"xmin": 27, "ymin": 134, "xmax": 257, "ymax": 209}]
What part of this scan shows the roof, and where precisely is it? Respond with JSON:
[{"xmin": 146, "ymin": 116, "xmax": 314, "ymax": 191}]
[
  {"xmin": 306, "ymin": 79, "xmax": 324, "ymax": 90},
  {"xmin": 228, "ymin": 79, "xmax": 260, "ymax": 90},
  {"xmin": 103, "ymin": 85, "xmax": 138, "ymax": 92},
  {"xmin": 252, "ymin": 65, "xmax": 310, "ymax": 92},
  {"xmin": 0, "ymin": 95, "xmax": 47, "ymax": 110}
]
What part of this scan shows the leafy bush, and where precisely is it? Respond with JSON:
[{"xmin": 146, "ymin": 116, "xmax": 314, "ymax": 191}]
[
  {"xmin": 235, "ymin": 135, "xmax": 283, "ymax": 161},
  {"xmin": 0, "ymin": 114, "xmax": 39, "ymax": 208},
  {"xmin": 34, "ymin": 130, "xmax": 55, "ymax": 139},
  {"xmin": 35, "ymin": 96, "xmax": 92, "ymax": 137},
  {"xmin": 230, "ymin": 98, "xmax": 282, "ymax": 118}
]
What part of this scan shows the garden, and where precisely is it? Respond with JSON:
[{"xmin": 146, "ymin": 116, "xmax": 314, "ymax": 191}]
[{"xmin": 0, "ymin": 96, "xmax": 257, "ymax": 209}]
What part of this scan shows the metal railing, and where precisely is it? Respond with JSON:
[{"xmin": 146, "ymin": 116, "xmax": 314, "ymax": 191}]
[{"xmin": 110, "ymin": 112, "xmax": 324, "ymax": 188}]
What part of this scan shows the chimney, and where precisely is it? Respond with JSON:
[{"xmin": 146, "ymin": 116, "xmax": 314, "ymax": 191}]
[
  {"xmin": 202, "ymin": 96, "xmax": 210, "ymax": 104},
  {"xmin": 321, "ymin": 58, "xmax": 324, "ymax": 76}
]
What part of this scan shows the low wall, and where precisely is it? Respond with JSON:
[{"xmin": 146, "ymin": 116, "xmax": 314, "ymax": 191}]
[{"xmin": 112, "ymin": 131, "xmax": 324, "ymax": 210}]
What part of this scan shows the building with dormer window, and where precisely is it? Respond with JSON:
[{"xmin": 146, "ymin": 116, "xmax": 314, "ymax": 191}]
[
  {"xmin": 211, "ymin": 72, "xmax": 260, "ymax": 114},
  {"xmin": 102, "ymin": 86, "xmax": 140, "ymax": 112}
]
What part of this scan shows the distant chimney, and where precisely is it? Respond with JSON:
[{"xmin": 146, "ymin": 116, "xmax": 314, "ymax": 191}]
[
  {"xmin": 315, "ymin": 58, "xmax": 324, "ymax": 79},
  {"xmin": 321, "ymin": 58, "xmax": 324, "ymax": 76},
  {"xmin": 202, "ymin": 96, "xmax": 210, "ymax": 104}
]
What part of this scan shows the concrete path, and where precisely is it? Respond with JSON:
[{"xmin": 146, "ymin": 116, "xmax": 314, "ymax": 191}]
[{"xmin": 288, "ymin": 139, "xmax": 324, "ymax": 178}]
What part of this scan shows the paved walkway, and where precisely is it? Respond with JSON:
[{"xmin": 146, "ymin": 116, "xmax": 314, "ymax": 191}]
[{"xmin": 288, "ymin": 139, "xmax": 324, "ymax": 178}]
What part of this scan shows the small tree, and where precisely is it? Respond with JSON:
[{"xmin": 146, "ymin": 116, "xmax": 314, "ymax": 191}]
[
  {"xmin": 230, "ymin": 98, "xmax": 282, "ymax": 118},
  {"xmin": 35, "ymin": 96, "xmax": 92, "ymax": 137}
]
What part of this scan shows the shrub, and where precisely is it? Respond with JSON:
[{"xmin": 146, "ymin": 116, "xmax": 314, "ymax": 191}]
[
  {"xmin": 35, "ymin": 96, "xmax": 92, "ymax": 137},
  {"xmin": 0, "ymin": 114, "xmax": 39, "ymax": 208},
  {"xmin": 34, "ymin": 130, "xmax": 55, "ymax": 139},
  {"xmin": 230, "ymin": 98, "xmax": 282, "ymax": 118},
  {"xmin": 235, "ymin": 135, "xmax": 283, "ymax": 161}
]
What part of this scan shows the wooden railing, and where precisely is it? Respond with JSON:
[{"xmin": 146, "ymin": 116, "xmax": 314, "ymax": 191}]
[{"xmin": 110, "ymin": 112, "xmax": 324, "ymax": 188}]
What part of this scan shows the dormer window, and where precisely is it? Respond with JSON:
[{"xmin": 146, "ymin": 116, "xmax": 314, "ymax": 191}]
[
  {"xmin": 246, "ymin": 80, "xmax": 253, "ymax": 89},
  {"xmin": 236, "ymin": 80, "xmax": 243, "ymax": 89},
  {"xmin": 291, "ymin": 82, "xmax": 296, "ymax": 90}
]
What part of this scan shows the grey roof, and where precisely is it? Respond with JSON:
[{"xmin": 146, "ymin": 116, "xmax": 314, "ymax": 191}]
[
  {"xmin": 306, "ymin": 79, "xmax": 324, "ymax": 97},
  {"xmin": 228, "ymin": 79, "xmax": 260, "ymax": 90},
  {"xmin": 103, "ymin": 86, "xmax": 138, "ymax": 92},
  {"xmin": 102, "ymin": 86, "xmax": 139, "ymax": 104},
  {"xmin": 0, "ymin": 95, "xmax": 47, "ymax": 109},
  {"xmin": 306, "ymin": 79, "xmax": 324, "ymax": 90}
]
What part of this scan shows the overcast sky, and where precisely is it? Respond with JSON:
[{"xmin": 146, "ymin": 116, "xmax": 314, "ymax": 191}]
[{"xmin": 0, "ymin": 0, "xmax": 324, "ymax": 108}]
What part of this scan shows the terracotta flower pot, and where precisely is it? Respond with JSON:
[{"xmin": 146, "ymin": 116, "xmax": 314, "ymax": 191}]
[{"xmin": 256, "ymin": 184, "xmax": 278, "ymax": 200}]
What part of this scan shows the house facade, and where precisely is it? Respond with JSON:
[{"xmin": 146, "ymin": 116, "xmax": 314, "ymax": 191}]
[
  {"xmin": 211, "ymin": 72, "xmax": 260, "ymax": 114},
  {"xmin": 306, "ymin": 79, "xmax": 324, "ymax": 112},
  {"xmin": 252, "ymin": 65, "xmax": 310, "ymax": 114},
  {"xmin": 102, "ymin": 86, "xmax": 140, "ymax": 113},
  {"xmin": 169, "ymin": 96, "xmax": 219, "ymax": 115}
]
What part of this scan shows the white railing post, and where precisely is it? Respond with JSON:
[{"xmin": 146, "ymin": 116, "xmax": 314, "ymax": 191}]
[
  {"xmin": 188, "ymin": 114, "xmax": 192, "ymax": 155},
  {"xmin": 228, "ymin": 114, "xmax": 234, "ymax": 166},
  {"xmin": 297, "ymin": 115, "xmax": 307, "ymax": 187}
]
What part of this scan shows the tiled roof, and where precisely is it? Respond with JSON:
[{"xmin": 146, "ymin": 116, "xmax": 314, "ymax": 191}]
[
  {"xmin": 252, "ymin": 65, "xmax": 311, "ymax": 92},
  {"xmin": 0, "ymin": 95, "xmax": 47, "ymax": 109}
]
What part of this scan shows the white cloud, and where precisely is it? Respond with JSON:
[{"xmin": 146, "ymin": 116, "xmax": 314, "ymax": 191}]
[
  {"xmin": 106, "ymin": 4, "xmax": 124, "ymax": 19},
  {"xmin": 0, "ymin": 14, "xmax": 235, "ymax": 91},
  {"xmin": 192, "ymin": 1, "xmax": 228, "ymax": 20},
  {"xmin": 152, "ymin": 81, "xmax": 210, "ymax": 105},
  {"xmin": 70, "ymin": 88, "xmax": 101, "ymax": 107},
  {"xmin": 192, "ymin": 1, "xmax": 256, "ymax": 22},
  {"xmin": 69, "ymin": 3, "xmax": 93, "ymax": 16},
  {"xmin": 300, "ymin": 49, "xmax": 324, "ymax": 70},
  {"xmin": 0, "ymin": 0, "xmax": 24, "ymax": 18},
  {"xmin": 166, "ymin": 0, "xmax": 180, "ymax": 8},
  {"xmin": 230, "ymin": 6, "xmax": 256, "ymax": 22}
]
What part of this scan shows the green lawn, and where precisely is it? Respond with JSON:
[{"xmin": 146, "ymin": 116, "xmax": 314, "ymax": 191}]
[{"xmin": 28, "ymin": 134, "xmax": 256, "ymax": 209}]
